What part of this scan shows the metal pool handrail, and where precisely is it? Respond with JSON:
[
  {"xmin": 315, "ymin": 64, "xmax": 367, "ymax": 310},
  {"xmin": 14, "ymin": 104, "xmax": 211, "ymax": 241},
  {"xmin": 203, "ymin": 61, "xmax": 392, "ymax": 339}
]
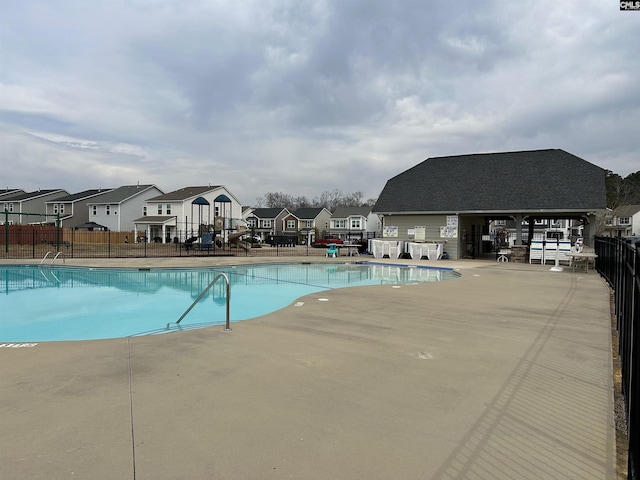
[
  {"xmin": 174, "ymin": 272, "xmax": 231, "ymax": 331},
  {"xmin": 40, "ymin": 251, "xmax": 65, "ymax": 265},
  {"xmin": 40, "ymin": 252, "xmax": 51, "ymax": 265}
]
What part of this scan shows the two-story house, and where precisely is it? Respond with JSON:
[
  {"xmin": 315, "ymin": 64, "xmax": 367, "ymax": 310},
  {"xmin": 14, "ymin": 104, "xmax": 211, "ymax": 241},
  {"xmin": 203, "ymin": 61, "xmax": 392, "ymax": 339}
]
[
  {"xmin": 1, "ymin": 189, "xmax": 69, "ymax": 225},
  {"xmin": 134, "ymin": 186, "xmax": 243, "ymax": 243},
  {"xmin": 86, "ymin": 185, "xmax": 164, "ymax": 233},
  {"xmin": 244, "ymin": 207, "xmax": 291, "ymax": 242},
  {"xmin": 605, "ymin": 205, "xmax": 640, "ymax": 237},
  {"xmin": 282, "ymin": 207, "xmax": 332, "ymax": 245},
  {"xmin": 329, "ymin": 206, "xmax": 381, "ymax": 242},
  {"xmin": 45, "ymin": 189, "xmax": 114, "ymax": 228}
]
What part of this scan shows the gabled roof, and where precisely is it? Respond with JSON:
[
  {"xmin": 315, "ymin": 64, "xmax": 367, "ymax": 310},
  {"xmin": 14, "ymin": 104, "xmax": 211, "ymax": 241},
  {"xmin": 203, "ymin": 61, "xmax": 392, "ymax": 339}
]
[
  {"xmin": 148, "ymin": 186, "xmax": 221, "ymax": 202},
  {"xmin": 249, "ymin": 207, "xmax": 288, "ymax": 219},
  {"xmin": 613, "ymin": 205, "xmax": 640, "ymax": 217},
  {"xmin": 0, "ymin": 189, "xmax": 25, "ymax": 200},
  {"xmin": 331, "ymin": 206, "xmax": 373, "ymax": 218},
  {"xmin": 374, "ymin": 149, "xmax": 606, "ymax": 214},
  {"xmin": 293, "ymin": 207, "xmax": 327, "ymax": 219},
  {"xmin": 46, "ymin": 189, "xmax": 113, "ymax": 203},
  {"xmin": 87, "ymin": 185, "xmax": 159, "ymax": 204},
  {"xmin": 4, "ymin": 189, "xmax": 68, "ymax": 201}
]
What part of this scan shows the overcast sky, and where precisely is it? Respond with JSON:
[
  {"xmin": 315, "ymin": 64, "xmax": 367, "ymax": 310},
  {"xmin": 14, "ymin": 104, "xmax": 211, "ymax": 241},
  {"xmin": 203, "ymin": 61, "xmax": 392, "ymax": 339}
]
[{"xmin": 1, "ymin": 0, "xmax": 638, "ymax": 206}]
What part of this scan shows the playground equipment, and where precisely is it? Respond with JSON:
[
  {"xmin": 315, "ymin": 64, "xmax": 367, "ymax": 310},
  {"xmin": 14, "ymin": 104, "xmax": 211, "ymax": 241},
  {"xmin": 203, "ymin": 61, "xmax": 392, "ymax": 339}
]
[{"xmin": 228, "ymin": 228, "xmax": 251, "ymax": 250}]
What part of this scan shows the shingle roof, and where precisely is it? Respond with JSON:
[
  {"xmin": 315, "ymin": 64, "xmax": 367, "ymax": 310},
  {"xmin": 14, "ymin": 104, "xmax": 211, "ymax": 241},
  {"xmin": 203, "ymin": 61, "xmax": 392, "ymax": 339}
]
[
  {"xmin": 373, "ymin": 149, "xmax": 606, "ymax": 213},
  {"xmin": 0, "ymin": 189, "xmax": 25, "ymax": 199},
  {"xmin": 614, "ymin": 205, "xmax": 640, "ymax": 217},
  {"xmin": 4, "ymin": 189, "xmax": 68, "ymax": 201},
  {"xmin": 331, "ymin": 206, "xmax": 372, "ymax": 218},
  {"xmin": 249, "ymin": 208, "xmax": 287, "ymax": 219},
  {"xmin": 46, "ymin": 189, "xmax": 113, "ymax": 203},
  {"xmin": 149, "ymin": 186, "xmax": 221, "ymax": 202},
  {"xmin": 87, "ymin": 185, "xmax": 157, "ymax": 204},
  {"xmin": 293, "ymin": 207, "xmax": 325, "ymax": 219}
]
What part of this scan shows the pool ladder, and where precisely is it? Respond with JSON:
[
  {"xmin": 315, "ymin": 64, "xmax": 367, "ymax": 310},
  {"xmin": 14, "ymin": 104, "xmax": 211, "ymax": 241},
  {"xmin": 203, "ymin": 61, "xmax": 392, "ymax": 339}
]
[
  {"xmin": 170, "ymin": 273, "xmax": 231, "ymax": 331},
  {"xmin": 40, "ymin": 251, "xmax": 65, "ymax": 265}
]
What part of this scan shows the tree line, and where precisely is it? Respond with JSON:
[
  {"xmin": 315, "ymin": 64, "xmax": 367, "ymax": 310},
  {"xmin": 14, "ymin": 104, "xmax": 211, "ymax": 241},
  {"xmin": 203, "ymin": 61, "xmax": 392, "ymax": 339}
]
[
  {"xmin": 606, "ymin": 170, "xmax": 640, "ymax": 209},
  {"xmin": 255, "ymin": 190, "xmax": 377, "ymax": 212}
]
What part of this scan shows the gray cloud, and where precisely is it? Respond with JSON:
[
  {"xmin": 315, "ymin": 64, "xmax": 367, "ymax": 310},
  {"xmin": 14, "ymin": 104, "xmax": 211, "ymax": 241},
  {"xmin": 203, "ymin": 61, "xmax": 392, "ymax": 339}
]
[{"xmin": 1, "ymin": 0, "xmax": 637, "ymax": 205}]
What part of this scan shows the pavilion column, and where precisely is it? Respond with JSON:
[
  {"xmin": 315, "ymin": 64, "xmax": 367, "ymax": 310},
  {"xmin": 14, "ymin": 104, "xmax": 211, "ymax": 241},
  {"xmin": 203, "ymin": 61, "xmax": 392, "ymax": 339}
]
[{"xmin": 514, "ymin": 214, "xmax": 523, "ymax": 245}]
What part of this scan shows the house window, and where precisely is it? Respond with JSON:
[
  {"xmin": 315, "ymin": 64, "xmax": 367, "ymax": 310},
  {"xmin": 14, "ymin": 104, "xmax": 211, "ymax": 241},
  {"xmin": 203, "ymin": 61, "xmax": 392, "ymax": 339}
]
[
  {"xmin": 619, "ymin": 217, "xmax": 630, "ymax": 225},
  {"xmin": 286, "ymin": 220, "xmax": 295, "ymax": 229},
  {"xmin": 166, "ymin": 204, "xmax": 171, "ymax": 215},
  {"xmin": 350, "ymin": 218, "xmax": 361, "ymax": 229},
  {"xmin": 331, "ymin": 219, "xmax": 347, "ymax": 228},
  {"xmin": 52, "ymin": 204, "xmax": 64, "ymax": 214},
  {"xmin": 247, "ymin": 218, "xmax": 256, "ymax": 227},
  {"xmin": 157, "ymin": 204, "xmax": 162, "ymax": 215},
  {"xmin": 9, "ymin": 203, "xmax": 14, "ymax": 212},
  {"xmin": 495, "ymin": 220, "xmax": 506, "ymax": 226},
  {"xmin": 306, "ymin": 221, "xmax": 312, "ymax": 228},
  {"xmin": 106, "ymin": 205, "xmax": 111, "ymax": 215},
  {"xmin": 262, "ymin": 219, "xmax": 272, "ymax": 228},
  {"xmin": 143, "ymin": 206, "xmax": 147, "ymax": 216},
  {"xmin": 92, "ymin": 206, "xmax": 97, "ymax": 216}
]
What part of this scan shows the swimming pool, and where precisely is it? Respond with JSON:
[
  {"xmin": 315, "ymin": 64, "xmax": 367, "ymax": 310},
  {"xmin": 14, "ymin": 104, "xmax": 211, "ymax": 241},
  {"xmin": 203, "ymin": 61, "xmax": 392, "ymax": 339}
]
[{"xmin": 1, "ymin": 263, "xmax": 459, "ymax": 342}]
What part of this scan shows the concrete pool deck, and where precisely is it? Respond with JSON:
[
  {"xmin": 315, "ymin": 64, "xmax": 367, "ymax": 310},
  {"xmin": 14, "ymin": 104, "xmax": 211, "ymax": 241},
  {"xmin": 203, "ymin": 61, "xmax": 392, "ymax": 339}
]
[{"xmin": 1, "ymin": 257, "xmax": 616, "ymax": 479}]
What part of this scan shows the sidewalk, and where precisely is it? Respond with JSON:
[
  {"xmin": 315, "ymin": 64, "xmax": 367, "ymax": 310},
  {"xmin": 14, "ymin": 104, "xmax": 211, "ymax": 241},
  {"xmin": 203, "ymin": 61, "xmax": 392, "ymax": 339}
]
[{"xmin": 0, "ymin": 258, "xmax": 616, "ymax": 479}]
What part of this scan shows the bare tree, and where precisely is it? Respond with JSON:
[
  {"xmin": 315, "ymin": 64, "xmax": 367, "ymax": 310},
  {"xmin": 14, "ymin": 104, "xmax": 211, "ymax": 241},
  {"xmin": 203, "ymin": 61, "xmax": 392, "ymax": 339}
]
[{"xmin": 256, "ymin": 190, "xmax": 378, "ymax": 211}]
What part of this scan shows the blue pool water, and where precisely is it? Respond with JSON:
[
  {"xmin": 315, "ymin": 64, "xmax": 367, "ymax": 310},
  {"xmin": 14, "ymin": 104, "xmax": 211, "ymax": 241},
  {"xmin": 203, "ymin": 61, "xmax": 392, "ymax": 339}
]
[{"xmin": 1, "ymin": 263, "xmax": 459, "ymax": 342}]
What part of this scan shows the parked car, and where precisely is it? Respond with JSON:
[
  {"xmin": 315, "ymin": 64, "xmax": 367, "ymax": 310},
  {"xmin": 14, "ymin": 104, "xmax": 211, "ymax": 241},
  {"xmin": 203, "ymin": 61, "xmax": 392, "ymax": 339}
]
[{"xmin": 312, "ymin": 236, "xmax": 344, "ymax": 248}]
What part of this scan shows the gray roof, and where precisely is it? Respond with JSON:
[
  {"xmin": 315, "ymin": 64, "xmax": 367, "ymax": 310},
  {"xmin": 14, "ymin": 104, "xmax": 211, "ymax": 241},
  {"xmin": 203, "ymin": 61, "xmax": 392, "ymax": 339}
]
[
  {"xmin": 331, "ymin": 206, "xmax": 372, "ymax": 218},
  {"xmin": 293, "ymin": 207, "xmax": 325, "ymax": 219},
  {"xmin": 87, "ymin": 185, "xmax": 158, "ymax": 204},
  {"xmin": 149, "ymin": 186, "xmax": 221, "ymax": 202},
  {"xmin": 4, "ymin": 189, "xmax": 68, "ymax": 201},
  {"xmin": 373, "ymin": 149, "xmax": 607, "ymax": 214},
  {"xmin": 46, "ymin": 189, "xmax": 113, "ymax": 203},
  {"xmin": 249, "ymin": 208, "xmax": 288, "ymax": 219},
  {"xmin": 0, "ymin": 189, "xmax": 25, "ymax": 200},
  {"xmin": 614, "ymin": 205, "xmax": 640, "ymax": 217}
]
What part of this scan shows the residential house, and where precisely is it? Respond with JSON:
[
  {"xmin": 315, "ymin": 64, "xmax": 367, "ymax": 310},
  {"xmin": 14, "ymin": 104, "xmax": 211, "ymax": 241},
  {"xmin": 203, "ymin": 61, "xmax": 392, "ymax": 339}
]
[
  {"xmin": 86, "ymin": 185, "xmax": 164, "ymax": 233},
  {"xmin": 133, "ymin": 186, "xmax": 243, "ymax": 243},
  {"xmin": 329, "ymin": 206, "xmax": 381, "ymax": 241},
  {"xmin": 283, "ymin": 207, "xmax": 332, "ymax": 244},
  {"xmin": 373, "ymin": 149, "xmax": 606, "ymax": 260},
  {"xmin": 604, "ymin": 205, "xmax": 640, "ymax": 237},
  {"xmin": 244, "ymin": 207, "xmax": 291, "ymax": 242},
  {"xmin": 0, "ymin": 189, "xmax": 25, "ymax": 224},
  {"xmin": 45, "ymin": 189, "xmax": 114, "ymax": 228},
  {"xmin": 1, "ymin": 189, "xmax": 69, "ymax": 225}
]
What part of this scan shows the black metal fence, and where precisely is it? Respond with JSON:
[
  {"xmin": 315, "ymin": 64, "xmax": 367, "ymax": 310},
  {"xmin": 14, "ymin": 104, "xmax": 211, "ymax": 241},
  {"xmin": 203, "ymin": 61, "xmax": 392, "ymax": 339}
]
[
  {"xmin": 595, "ymin": 236, "xmax": 640, "ymax": 479},
  {"xmin": 0, "ymin": 226, "xmax": 370, "ymax": 260}
]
